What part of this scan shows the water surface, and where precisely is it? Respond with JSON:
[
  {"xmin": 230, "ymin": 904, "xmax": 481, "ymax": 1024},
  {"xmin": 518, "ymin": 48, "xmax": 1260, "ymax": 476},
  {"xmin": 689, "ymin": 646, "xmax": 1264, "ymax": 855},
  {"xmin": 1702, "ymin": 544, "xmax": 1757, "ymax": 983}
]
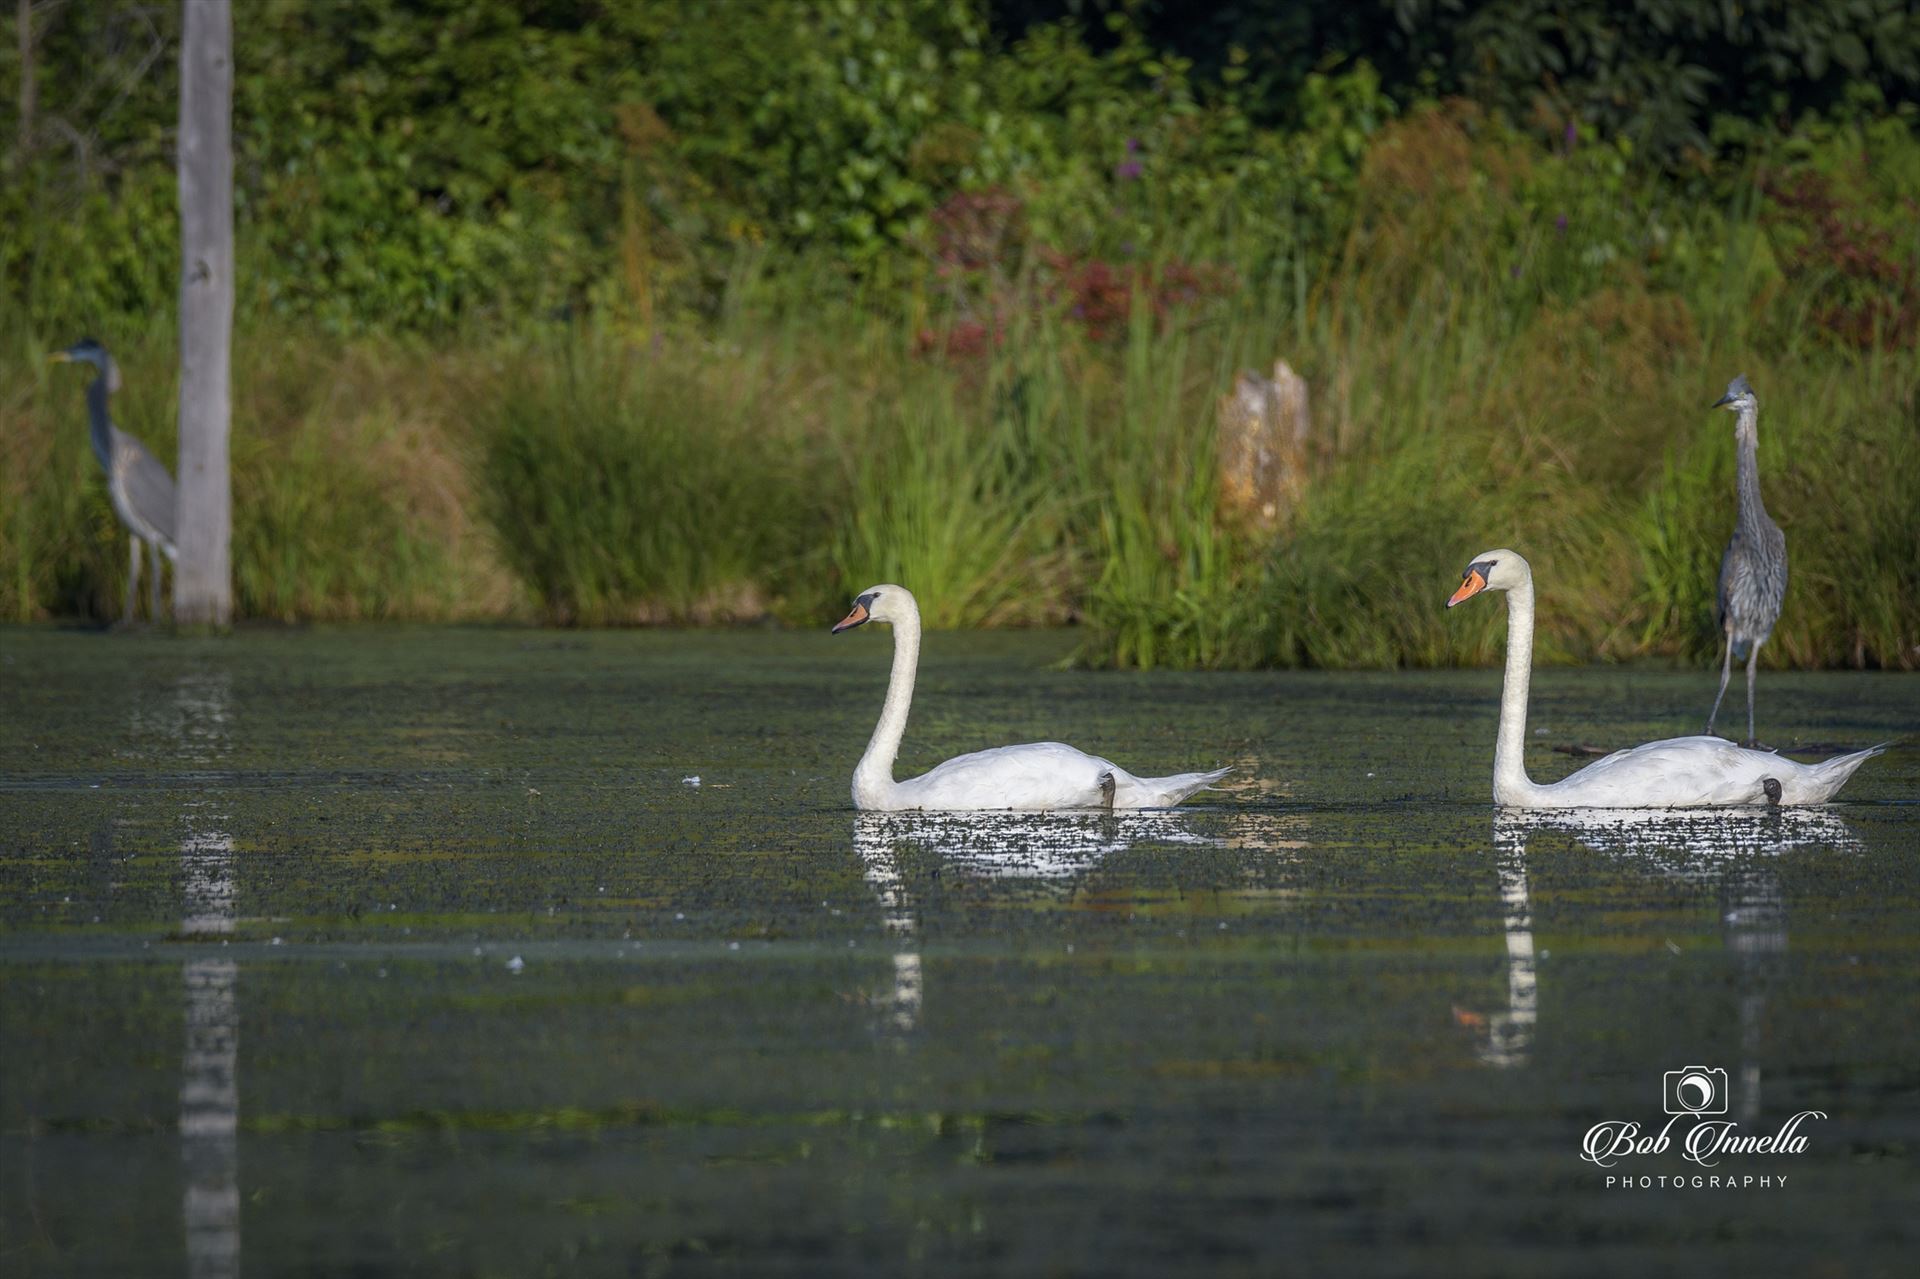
[{"xmin": 2, "ymin": 626, "xmax": 1916, "ymax": 1276}]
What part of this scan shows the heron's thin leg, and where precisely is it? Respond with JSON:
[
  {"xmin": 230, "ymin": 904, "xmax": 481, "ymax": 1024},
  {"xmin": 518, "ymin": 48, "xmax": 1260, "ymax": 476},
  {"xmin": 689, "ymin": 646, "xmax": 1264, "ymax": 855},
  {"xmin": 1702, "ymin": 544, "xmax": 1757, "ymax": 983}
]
[
  {"xmin": 125, "ymin": 535, "xmax": 141, "ymax": 626},
  {"xmin": 1745, "ymin": 642, "xmax": 1761, "ymax": 746},
  {"xmin": 1706, "ymin": 631, "xmax": 1733, "ymax": 736},
  {"xmin": 149, "ymin": 540, "xmax": 164, "ymax": 620}
]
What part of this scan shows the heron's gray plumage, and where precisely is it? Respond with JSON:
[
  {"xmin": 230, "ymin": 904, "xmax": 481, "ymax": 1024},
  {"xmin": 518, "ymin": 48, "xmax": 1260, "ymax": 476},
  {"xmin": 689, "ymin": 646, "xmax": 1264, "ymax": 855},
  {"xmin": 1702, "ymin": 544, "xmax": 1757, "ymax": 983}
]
[
  {"xmin": 109, "ymin": 427, "xmax": 179, "ymax": 551},
  {"xmin": 55, "ymin": 338, "xmax": 178, "ymax": 623},
  {"xmin": 1706, "ymin": 375, "xmax": 1787, "ymax": 744}
]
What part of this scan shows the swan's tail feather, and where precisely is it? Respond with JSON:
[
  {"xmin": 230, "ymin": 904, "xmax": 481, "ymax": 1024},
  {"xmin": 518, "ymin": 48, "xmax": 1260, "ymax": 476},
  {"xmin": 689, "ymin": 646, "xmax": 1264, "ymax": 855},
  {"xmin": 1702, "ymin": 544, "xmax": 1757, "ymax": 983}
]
[
  {"xmin": 1805, "ymin": 743, "xmax": 1888, "ymax": 803},
  {"xmin": 1142, "ymin": 765, "xmax": 1233, "ymax": 808}
]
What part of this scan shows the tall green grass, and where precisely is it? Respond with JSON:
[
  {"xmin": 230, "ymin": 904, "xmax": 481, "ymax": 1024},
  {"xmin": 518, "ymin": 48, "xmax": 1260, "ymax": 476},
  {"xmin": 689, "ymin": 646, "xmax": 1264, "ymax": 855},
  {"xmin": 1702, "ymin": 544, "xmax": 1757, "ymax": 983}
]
[
  {"xmin": 830, "ymin": 387, "xmax": 1071, "ymax": 628},
  {"xmin": 471, "ymin": 332, "xmax": 830, "ymax": 624}
]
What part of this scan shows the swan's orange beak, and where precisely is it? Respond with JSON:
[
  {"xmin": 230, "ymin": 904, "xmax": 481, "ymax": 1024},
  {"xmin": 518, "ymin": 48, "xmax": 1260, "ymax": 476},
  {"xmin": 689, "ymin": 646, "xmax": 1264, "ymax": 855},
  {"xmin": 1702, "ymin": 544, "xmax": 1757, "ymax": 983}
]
[
  {"xmin": 1447, "ymin": 568, "xmax": 1488, "ymax": 608},
  {"xmin": 831, "ymin": 602, "xmax": 870, "ymax": 633}
]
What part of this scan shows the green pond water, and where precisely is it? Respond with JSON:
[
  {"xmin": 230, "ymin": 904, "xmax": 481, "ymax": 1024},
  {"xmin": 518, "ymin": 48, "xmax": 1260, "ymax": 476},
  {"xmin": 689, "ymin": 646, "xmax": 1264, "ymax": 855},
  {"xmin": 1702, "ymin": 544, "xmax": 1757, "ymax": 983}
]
[{"xmin": 1, "ymin": 625, "xmax": 1916, "ymax": 1277}]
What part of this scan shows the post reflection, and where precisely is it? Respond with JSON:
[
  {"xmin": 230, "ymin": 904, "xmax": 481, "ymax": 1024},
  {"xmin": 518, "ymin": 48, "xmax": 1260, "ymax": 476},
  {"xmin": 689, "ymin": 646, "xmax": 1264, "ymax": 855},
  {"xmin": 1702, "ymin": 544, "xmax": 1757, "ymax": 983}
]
[
  {"xmin": 851, "ymin": 811, "xmax": 1226, "ymax": 1036},
  {"xmin": 172, "ymin": 670, "xmax": 239, "ymax": 1279},
  {"xmin": 180, "ymin": 957, "xmax": 239, "ymax": 1279},
  {"xmin": 1722, "ymin": 856, "xmax": 1787, "ymax": 1123},
  {"xmin": 1481, "ymin": 808, "xmax": 1857, "ymax": 1097}
]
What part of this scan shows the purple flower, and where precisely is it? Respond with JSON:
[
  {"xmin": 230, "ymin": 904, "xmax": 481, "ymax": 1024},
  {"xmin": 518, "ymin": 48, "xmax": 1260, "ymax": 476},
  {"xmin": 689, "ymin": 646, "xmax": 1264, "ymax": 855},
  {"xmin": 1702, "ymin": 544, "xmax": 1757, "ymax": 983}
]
[
  {"xmin": 1510, "ymin": 263, "xmax": 1522, "ymax": 279},
  {"xmin": 1126, "ymin": 137, "xmax": 1141, "ymax": 154},
  {"xmin": 1564, "ymin": 121, "xmax": 1577, "ymax": 149},
  {"xmin": 1115, "ymin": 159, "xmax": 1143, "ymax": 181},
  {"xmin": 1555, "ymin": 213, "xmax": 1568, "ymax": 234}
]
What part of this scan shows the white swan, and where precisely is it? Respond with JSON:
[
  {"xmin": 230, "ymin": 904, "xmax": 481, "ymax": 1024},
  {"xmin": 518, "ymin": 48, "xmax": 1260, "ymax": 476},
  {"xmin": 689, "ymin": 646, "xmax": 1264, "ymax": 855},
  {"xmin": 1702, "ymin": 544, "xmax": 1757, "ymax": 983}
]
[
  {"xmin": 832, "ymin": 584, "xmax": 1231, "ymax": 811},
  {"xmin": 1446, "ymin": 549, "xmax": 1884, "ymax": 807}
]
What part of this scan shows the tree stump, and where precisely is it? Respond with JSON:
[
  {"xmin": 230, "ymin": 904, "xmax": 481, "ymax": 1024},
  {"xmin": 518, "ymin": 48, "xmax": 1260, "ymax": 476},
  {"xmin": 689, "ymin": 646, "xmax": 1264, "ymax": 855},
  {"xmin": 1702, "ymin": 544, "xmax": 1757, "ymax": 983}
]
[{"xmin": 1216, "ymin": 359, "xmax": 1310, "ymax": 532}]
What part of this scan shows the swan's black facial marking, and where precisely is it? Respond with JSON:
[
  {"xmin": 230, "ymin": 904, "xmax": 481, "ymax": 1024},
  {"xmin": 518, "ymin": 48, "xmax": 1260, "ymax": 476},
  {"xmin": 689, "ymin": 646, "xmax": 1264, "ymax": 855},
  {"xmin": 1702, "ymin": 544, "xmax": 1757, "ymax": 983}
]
[
  {"xmin": 832, "ymin": 591, "xmax": 879, "ymax": 634},
  {"xmin": 1447, "ymin": 559, "xmax": 1497, "ymax": 608},
  {"xmin": 1762, "ymin": 777, "xmax": 1782, "ymax": 805}
]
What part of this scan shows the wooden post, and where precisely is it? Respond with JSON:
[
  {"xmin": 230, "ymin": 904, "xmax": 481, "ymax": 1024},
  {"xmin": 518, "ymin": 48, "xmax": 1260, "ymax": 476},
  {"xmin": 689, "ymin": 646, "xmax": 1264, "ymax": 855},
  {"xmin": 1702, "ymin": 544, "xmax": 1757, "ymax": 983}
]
[{"xmin": 175, "ymin": 0, "xmax": 234, "ymax": 626}]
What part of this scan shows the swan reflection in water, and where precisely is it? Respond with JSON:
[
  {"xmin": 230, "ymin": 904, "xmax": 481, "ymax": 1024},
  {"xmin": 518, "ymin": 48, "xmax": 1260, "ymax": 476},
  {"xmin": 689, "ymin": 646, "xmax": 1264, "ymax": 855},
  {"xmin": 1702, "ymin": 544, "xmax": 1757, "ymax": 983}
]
[
  {"xmin": 1476, "ymin": 806, "xmax": 1861, "ymax": 1114},
  {"xmin": 852, "ymin": 810, "xmax": 1229, "ymax": 1035}
]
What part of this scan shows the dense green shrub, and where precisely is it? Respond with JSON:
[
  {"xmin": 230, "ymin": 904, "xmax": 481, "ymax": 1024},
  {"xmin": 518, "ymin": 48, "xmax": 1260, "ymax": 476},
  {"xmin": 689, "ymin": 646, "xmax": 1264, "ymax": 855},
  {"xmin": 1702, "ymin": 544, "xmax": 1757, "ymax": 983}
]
[
  {"xmin": 22, "ymin": 0, "xmax": 1912, "ymax": 335},
  {"xmin": 1070, "ymin": 0, "xmax": 1920, "ymax": 163}
]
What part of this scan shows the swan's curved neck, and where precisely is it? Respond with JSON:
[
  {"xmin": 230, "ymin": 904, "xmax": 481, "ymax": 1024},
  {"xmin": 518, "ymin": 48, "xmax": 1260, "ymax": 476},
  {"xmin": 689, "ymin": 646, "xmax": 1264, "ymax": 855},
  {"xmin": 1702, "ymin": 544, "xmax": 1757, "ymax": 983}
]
[
  {"xmin": 855, "ymin": 600, "xmax": 921, "ymax": 807},
  {"xmin": 1493, "ymin": 577, "xmax": 1544, "ymax": 805}
]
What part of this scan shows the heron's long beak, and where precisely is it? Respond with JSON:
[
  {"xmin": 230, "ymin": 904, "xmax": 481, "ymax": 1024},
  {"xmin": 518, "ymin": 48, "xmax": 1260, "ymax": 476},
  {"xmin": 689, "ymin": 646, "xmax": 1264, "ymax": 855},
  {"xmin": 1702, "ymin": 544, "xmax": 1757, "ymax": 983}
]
[
  {"xmin": 1710, "ymin": 391, "xmax": 1733, "ymax": 408},
  {"xmin": 1446, "ymin": 569, "xmax": 1488, "ymax": 608},
  {"xmin": 47, "ymin": 351, "xmax": 71, "ymax": 364},
  {"xmin": 831, "ymin": 602, "xmax": 871, "ymax": 633}
]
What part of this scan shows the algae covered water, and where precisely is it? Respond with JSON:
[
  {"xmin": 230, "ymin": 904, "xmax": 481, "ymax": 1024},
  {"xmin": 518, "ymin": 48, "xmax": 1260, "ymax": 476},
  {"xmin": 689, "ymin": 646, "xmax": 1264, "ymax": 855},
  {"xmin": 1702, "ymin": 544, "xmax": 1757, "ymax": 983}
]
[{"xmin": 2, "ymin": 626, "xmax": 1917, "ymax": 1275}]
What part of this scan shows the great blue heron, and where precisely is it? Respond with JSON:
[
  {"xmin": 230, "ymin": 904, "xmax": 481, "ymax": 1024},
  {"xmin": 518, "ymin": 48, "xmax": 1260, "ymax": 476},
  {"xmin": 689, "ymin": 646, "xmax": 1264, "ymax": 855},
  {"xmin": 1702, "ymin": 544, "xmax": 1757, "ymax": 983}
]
[
  {"xmin": 1705, "ymin": 375, "xmax": 1787, "ymax": 745},
  {"xmin": 50, "ymin": 338, "xmax": 178, "ymax": 624}
]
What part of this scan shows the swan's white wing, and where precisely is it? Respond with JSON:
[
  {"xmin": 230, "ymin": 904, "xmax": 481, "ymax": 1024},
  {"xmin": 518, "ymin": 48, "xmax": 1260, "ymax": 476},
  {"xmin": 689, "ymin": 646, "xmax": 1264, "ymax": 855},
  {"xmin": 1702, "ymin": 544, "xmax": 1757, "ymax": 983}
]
[
  {"xmin": 894, "ymin": 741, "xmax": 1115, "ymax": 812},
  {"xmin": 1542, "ymin": 735, "xmax": 1783, "ymax": 807}
]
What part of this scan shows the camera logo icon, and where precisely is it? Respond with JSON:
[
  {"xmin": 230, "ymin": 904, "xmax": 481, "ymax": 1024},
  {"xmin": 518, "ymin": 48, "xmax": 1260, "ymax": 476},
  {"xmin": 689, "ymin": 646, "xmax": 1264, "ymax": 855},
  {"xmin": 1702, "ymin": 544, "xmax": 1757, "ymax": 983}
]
[{"xmin": 1663, "ymin": 1066, "xmax": 1729, "ymax": 1115}]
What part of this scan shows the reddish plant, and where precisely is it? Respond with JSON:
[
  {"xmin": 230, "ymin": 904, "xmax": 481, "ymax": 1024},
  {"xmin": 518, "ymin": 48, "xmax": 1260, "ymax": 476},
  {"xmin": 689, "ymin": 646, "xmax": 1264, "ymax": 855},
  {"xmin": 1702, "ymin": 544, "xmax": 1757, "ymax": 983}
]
[
  {"xmin": 1040, "ymin": 251, "xmax": 1237, "ymax": 342},
  {"xmin": 929, "ymin": 187, "xmax": 1024, "ymax": 279},
  {"xmin": 1761, "ymin": 169, "xmax": 1919, "ymax": 350},
  {"xmin": 912, "ymin": 318, "xmax": 1005, "ymax": 360},
  {"xmin": 913, "ymin": 187, "xmax": 1238, "ymax": 361}
]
